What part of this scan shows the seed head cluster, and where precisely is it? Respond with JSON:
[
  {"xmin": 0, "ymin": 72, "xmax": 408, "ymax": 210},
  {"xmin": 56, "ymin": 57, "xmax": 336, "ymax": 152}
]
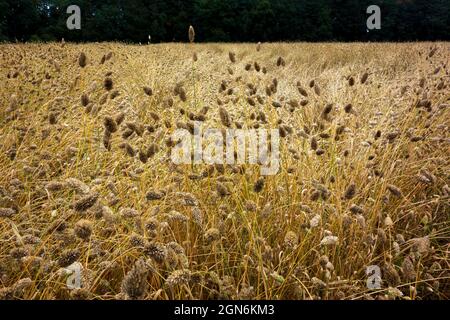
[{"xmin": 0, "ymin": 40, "xmax": 448, "ymax": 301}]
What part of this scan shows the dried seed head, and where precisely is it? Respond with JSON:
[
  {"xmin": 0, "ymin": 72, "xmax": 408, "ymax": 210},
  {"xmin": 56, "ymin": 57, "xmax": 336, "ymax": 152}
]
[
  {"xmin": 382, "ymin": 263, "xmax": 401, "ymax": 286},
  {"xmin": 104, "ymin": 52, "xmax": 114, "ymax": 64},
  {"xmin": 147, "ymin": 143, "xmax": 159, "ymax": 158},
  {"xmin": 384, "ymin": 215, "xmax": 394, "ymax": 228},
  {"xmin": 361, "ymin": 72, "xmax": 369, "ymax": 84},
  {"xmin": 386, "ymin": 131, "xmax": 399, "ymax": 142},
  {"xmin": 272, "ymin": 101, "xmax": 282, "ymax": 108},
  {"xmin": 310, "ymin": 136, "xmax": 318, "ymax": 151},
  {"xmin": 349, "ymin": 204, "xmax": 364, "ymax": 214},
  {"xmin": 402, "ymin": 256, "xmax": 416, "ymax": 282},
  {"xmin": 49, "ymin": 218, "xmax": 68, "ymax": 233},
  {"xmin": 411, "ymin": 136, "xmax": 424, "ymax": 142},
  {"xmin": 81, "ymin": 94, "xmax": 89, "ymax": 107},
  {"xmin": 114, "ymin": 112, "xmax": 125, "ymax": 126},
  {"xmin": 352, "ymin": 215, "xmax": 364, "ymax": 230},
  {"xmin": 45, "ymin": 181, "xmax": 66, "ymax": 192},
  {"xmin": 143, "ymin": 86, "xmax": 153, "ymax": 96},
  {"xmin": 0, "ymin": 207, "xmax": 16, "ymax": 218},
  {"xmin": 254, "ymin": 177, "xmax": 265, "ymax": 193},
  {"xmin": 66, "ymin": 178, "xmax": 90, "ymax": 194},
  {"xmin": 144, "ymin": 215, "xmax": 159, "ymax": 230},
  {"xmin": 139, "ymin": 150, "xmax": 148, "ymax": 164},
  {"xmin": 120, "ymin": 207, "xmax": 139, "ymax": 218},
  {"xmin": 146, "ymin": 190, "xmax": 165, "ymax": 200},
  {"xmin": 322, "ymin": 103, "xmax": 333, "ymax": 117},
  {"xmin": 48, "ymin": 112, "xmax": 57, "ymax": 124},
  {"xmin": 344, "ymin": 183, "xmax": 357, "ymax": 200},
  {"xmin": 315, "ymin": 148, "xmax": 325, "ymax": 156},
  {"xmin": 74, "ymin": 219, "xmax": 93, "ymax": 240},
  {"xmin": 78, "ymin": 52, "xmax": 87, "ymax": 67},
  {"xmin": 164, "ymin": 97, "xmax": 174, "ymax": 108},
  {"xmin": 219, "ymin": 107, "xmax": 231, "ymax": 127},
  {"xmin": 104, "ymin": 116, "xmax": 118, "ymax": 133},
  {"xmin": 165, "ymin": 210, "xmax": 189, "ymax": 223},
  {"xmin": 409, "ymin": 236, "xmax": 430, "ymax": 255},
  {"xmin": 188, "ymin": 25, "xmax": 195, "ymax": 43},
  {"xmin": 110, "ymin": 90, "xmax": 120, "ymax": 99},
  {"xmin": 387, "ymin": 184, "xmax": 402, "ymax": 197},
  {"xmin": 123, "ymin": 143, "xmax": 136, "ymax": 157},
  {"xmin": 374, "ymin": 130, "xmax": 381, "ymax": 140},
  {"xmin": 165, "ymin": 269, "xmax": 191, "ymax": 288},
  {"xmin": 103, "ymin": 132, "xmax": 111, "ymax": 150},
  {"xmin": 276, "ymin": 56, "xmax": 285, "ymax": 67},
  {"xmin": 229, "ymin": 52, "xmax": 236, "ymax": 63},
  {"xmin": 121, "ymin": 259, "xmax": 149, "ymax": 299},
  {"xmin": 216, "ymin": 182, "xmax": 230, "ymax": 197},
  {"xmin": 245, "ymin": 200, "xmax": 257, "ymax": 212},
  {"xmin": 348, "ymin": 76, "xmax": 355, "ymax": 86},
  {"xmin": 320, "ymin": 235, "xmax": 339, "ymax": 246},
  {"xmin": 179, "ymin": 87, "xmax": 187, "ymax": 102},
  {"xmin": 84, "ymin": 103, "xmax": 93, "ymax": 114},
  {"xmin": 144, "ymin": 242, "xmax": 167, "ymax": 263},
  {"xmin": 428, "ymin": 47, "xmax": 437, "ymax": 58},
  {"xmin": 104, "ymin": 77, "xmax": 113, "ymax": 91},
  {"xmin": 6, "ymin": 94, "xmax": 18, "ymax": 112},
  {"xmin": 192, "ymin": 207, "xmax": 203, "ymax": 227},
  {"xmin": 310, "ymin": 190, "xmax": 321, "ymax": 201},
  {"xmin": 284, "ymin": 231, "xmax": 298, "ymax": 248},
  {"xmin": 73, "ymin": 193, "xmax": 99, "ymax": 212},
  {"xmin": 344, "ymin": 103, "xmax": 353, "ymax": 113},
  {"xmin": 204, "ymin": 228, "xmax": 220, "ymax": 244},
  {"xmin": 58, "ymin": 248, "xmax": 80, "ymax": 267},
  {"xmin": 298, "ymin": 86, "xmax": 308, "ymax": 97},
  {"xmin": 419, "ymin": 77, "xmax": 426, "ymax": 88},
  {"xmin": 419, "ymin": 170, "xmax": 436, "ymax": 184}
]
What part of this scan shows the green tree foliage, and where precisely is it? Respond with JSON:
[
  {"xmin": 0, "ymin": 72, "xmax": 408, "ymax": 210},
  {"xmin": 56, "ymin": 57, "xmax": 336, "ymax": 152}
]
[{"xmin": 0, "ymin": 0, "xmax": 448, "ymax": 42}]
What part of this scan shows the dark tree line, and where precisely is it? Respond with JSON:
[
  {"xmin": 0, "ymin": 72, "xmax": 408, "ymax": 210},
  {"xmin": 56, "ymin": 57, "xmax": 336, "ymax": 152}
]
[{"xmin": 0, "ymin": 0, "xmax": 449, "ymax": 42}]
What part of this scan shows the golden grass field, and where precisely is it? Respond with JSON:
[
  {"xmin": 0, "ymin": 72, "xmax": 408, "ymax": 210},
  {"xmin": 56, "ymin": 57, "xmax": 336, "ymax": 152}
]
[{"xmin": 0, "ymin": 42, "xmax": 449, "ymax": 300}]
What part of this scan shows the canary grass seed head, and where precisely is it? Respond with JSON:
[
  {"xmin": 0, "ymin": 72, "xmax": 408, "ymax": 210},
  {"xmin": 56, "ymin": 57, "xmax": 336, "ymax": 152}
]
[
  {"xmin": 121, "ymin": 259, "xmax": 149, "ymax": 299},
  {"xmin": 74, "ymin": 219, "xmax": 93, "ymax": 240}
]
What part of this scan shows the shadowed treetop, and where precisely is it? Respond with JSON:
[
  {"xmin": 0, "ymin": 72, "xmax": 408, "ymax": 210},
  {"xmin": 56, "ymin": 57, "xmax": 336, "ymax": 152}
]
[{"xmin": 0, "ymin": 0, "xmax": 449, "ymax": 42}]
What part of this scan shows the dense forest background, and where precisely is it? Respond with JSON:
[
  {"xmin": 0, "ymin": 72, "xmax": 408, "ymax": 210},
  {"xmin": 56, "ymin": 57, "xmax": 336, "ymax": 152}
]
[{"xmin": 0, "ymin": 0, "xmax": 449, "ymax": 43}]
